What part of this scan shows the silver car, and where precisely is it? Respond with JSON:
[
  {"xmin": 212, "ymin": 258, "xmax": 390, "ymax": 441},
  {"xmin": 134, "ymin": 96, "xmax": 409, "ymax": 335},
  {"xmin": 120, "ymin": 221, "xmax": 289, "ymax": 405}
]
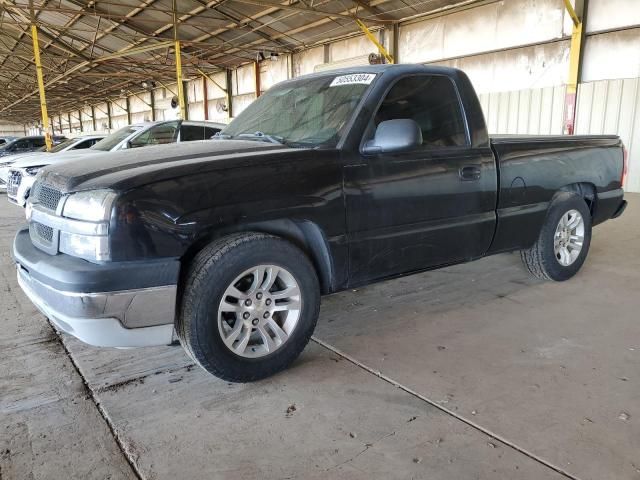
[{"xmin": 5, "ymin": 120, "xmax": 225, "ymax": 206}]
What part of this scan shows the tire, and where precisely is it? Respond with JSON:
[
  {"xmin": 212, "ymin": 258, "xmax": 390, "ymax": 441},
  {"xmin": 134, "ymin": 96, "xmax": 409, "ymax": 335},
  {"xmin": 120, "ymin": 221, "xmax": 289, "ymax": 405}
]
[
  {"xmin": 520, "ymin": 192, "xmax": 592, "ymax": 281},
  {"xmin": 177, "ymin": 232, "xmax": 320, "ymax": 382}
]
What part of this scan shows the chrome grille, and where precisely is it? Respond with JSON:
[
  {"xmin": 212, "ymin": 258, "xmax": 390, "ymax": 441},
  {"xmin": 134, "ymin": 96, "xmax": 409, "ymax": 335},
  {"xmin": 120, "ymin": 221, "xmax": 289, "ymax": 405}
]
[
  {"xmin": 35, "ymin": 222, "xmax": 54, "ymax": 242},
  {"xmin": 29, "ymin": 221, "xmax": 57, "ymax": 251},
  {"xmin": 7, "ymin": 170, "xmax": 21, "ymax": 197},
  {"xmin": 32, "ymin": 182, "xmax": 63, "ymax": 211}
]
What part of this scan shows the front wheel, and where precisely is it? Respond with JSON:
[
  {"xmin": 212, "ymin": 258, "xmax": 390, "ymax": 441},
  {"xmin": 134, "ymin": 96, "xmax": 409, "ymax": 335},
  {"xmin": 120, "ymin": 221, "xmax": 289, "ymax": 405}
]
[
  {"xmin": 520, "ymin": 192, "xmax": 592, "ymax": 281},
  {"xmin": 177, "ymin": 233, "xmax": 320, "ymax": 382}
]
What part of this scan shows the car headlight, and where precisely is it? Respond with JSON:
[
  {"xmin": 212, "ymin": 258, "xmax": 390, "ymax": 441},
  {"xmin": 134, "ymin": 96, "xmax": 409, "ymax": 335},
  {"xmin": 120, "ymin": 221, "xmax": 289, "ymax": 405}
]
[
  {"xmin": 62, "ymin": 189, "xmax": 116, "ymax": 222},
  {"xmin": 57, "ymin": 189, "xmax": 116, "ymax": 262},
  {"xmin": 25, "ymin": 165, "xmax": 45, "ymax": 176},
  {"xmin": 59, "ymin": 232, "xmax": 110, "ymax": 262}
]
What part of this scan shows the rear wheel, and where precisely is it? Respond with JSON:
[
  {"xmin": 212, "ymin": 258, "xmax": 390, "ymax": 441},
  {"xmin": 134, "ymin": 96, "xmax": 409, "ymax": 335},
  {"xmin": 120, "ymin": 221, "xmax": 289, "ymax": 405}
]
[
  {"xmin": 520, "ymin": 192, "xmax": 592, "ymax": 281},
  {"xmin": 177, "ymin": 233, "xmax": 320, "ymax": 382}
]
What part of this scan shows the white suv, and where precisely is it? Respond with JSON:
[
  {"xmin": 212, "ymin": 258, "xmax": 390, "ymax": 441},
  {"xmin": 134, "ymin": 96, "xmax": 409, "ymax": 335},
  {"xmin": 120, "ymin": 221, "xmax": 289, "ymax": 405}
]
[
  {"xmin": 7, "ymin": 120, "xmax": 224, "ymax": 207},
  {"xmin": 5, "ymin": 135, "xmax": 104, "ymax": 206}
]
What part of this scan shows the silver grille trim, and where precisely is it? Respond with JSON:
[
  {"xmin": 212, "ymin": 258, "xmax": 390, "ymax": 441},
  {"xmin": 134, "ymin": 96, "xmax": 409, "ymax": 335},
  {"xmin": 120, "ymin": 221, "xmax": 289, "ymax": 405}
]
[
  {"xmin": 35, "ymin": 222, "xmax": 54, "ymax": 242},
  {"xmin": 7, "ymin": 170, "xmax": 21, "ymax": 198},
  {"xmin": 32, "ymin": 182, "xmax": 64, "ymax": 211},
  {"xmin": 30, "ymin": 204, "xmax": 108, "ymax": 236}
]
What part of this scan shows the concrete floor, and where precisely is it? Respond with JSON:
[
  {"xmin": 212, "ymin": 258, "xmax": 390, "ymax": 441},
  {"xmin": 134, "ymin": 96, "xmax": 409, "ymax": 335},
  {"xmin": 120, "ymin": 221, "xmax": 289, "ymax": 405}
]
[{"xmin": 1, "ymin": 194, "xmax": 639, "ymax": 480}]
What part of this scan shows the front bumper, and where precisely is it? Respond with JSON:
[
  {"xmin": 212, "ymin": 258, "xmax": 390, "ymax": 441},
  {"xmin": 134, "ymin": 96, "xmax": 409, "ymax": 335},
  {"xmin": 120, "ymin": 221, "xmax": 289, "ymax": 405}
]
[{"xmin": 13, "ymin": 228, "xmax": 180, "ymax": 348}]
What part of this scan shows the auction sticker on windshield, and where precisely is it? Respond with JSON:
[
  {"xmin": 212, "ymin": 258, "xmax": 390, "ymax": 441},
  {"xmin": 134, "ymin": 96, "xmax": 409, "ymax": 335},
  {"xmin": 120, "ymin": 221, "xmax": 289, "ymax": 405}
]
[{"xmin": 330, "ymin": 73, "xmax": 376, "ymax": 87}]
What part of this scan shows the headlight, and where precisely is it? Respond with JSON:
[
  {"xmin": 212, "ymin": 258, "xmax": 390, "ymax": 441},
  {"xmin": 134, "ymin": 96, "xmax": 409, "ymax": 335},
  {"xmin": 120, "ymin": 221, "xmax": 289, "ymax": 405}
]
[
  {"xmin": 25, "ymin": 165, "xmax": 45, "ymax": 176},
  {"xmin": 62, "ymin": 189, "xmax": 116, "ymax": 222},
  {"xmin": 59, "ymin": 232, "xmax": 110, "ymax": 262},
  {"xmin": 57, "ymin": 189, "xmax": 116, "ymax": 262}
]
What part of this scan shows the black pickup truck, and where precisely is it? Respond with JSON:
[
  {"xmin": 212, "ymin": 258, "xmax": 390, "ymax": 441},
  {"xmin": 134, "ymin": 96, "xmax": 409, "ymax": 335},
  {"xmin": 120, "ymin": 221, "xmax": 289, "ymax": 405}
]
[{"xmin": 14, "ymin": 65, "xmax": 627, "ymax": 382}]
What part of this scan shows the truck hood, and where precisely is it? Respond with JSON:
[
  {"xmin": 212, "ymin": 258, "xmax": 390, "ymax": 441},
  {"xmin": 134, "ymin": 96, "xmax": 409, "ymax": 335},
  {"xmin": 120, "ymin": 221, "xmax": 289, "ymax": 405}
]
[{"xmin": 37, "ymin": 140, "xmax": 301, "ymax": 193}]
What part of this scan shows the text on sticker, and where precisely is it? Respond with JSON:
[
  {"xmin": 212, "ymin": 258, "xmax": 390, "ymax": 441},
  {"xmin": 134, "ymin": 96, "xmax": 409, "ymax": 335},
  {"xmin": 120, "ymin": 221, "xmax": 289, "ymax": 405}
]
[{"xmin": 329, "ymin": 73, "xmax": 376, "ymax": 87}]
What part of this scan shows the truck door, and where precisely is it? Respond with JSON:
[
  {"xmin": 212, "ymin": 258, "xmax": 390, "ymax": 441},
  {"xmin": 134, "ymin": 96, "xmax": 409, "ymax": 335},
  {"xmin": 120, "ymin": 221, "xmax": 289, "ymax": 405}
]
[{"xmin": 345, "ymin": 74, "xmax": 497, "ymax": 285}]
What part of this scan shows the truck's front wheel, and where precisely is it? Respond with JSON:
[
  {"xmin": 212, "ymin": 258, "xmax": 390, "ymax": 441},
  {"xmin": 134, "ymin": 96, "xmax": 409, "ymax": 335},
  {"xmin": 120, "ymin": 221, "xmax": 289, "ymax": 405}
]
[
  {"xmin": 177, "ymin": 233, "xmax": 320, "ymax": 382},
  {"xmin": 520, "ymin": 192, "xmax": 592, "ymax": 281}
]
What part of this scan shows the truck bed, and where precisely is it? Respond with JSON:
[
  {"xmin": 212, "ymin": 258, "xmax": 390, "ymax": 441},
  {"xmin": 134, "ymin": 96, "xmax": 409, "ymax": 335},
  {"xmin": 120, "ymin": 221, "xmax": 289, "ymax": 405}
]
[{"xmin": 487, "ymin": 133, "xmax": 625, "ymax": 254}]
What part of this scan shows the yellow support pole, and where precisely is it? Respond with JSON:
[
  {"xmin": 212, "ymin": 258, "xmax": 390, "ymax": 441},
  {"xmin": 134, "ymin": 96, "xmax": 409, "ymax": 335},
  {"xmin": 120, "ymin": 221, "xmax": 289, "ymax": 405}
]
[
  {"xmin": 567, "ymin": 21, "xmax": 583, "ymax": 96},
  {"xmin": 355, "ymin": 19, "xmax": 394, "ymax": 64},
  {"xmin": 174, "ymin": 40, "xmax": 186, "ymax": 120},
  {"xmin": 173, "ymin": 0, "xmax": 186, "ymax": 120},
  {"xmin": 562, "ymin": 0, "xmax": 583, "ymax": 135},
  {"xmin": 31, "ymin": 24, "xmax": 51, "ymax": 150}
]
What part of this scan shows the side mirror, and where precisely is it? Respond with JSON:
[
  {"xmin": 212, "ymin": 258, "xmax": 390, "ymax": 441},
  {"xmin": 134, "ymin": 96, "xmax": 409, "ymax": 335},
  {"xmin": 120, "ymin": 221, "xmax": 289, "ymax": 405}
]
[{"xmin": 362, "ymin": 119, "xmax": 423, "ymax": 155}]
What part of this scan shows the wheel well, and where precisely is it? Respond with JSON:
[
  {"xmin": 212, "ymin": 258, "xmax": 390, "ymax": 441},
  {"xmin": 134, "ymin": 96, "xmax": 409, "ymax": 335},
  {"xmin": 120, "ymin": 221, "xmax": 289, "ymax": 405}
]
[
  {"xmin": 558, "ymin": 183, "xmax": 597, "ymax": 216},
  {"xmin": 179, "ymin": 220, "xmax": 334, "ymax": 296}
]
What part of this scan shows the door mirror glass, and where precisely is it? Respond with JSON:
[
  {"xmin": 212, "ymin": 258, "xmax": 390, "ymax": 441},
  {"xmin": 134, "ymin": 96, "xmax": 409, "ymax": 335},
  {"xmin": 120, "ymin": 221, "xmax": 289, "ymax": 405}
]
[{"xmin": 362, "ymin": 119, "xmax": 423, "ymax": 155}]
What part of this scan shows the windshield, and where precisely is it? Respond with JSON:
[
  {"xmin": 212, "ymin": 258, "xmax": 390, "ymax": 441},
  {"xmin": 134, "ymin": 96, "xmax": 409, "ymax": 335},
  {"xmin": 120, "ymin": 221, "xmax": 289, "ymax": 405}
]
[
  {"xmin": 91, "ymin": 126, "xmax": 141, "ymax": 151},
  {"xmin": 49, "ymin": 138, "xmax": 76, "ymax": 153},
  {"xmin": 221, "ymin": 73, "xmax": 376, "ymax": 147}
]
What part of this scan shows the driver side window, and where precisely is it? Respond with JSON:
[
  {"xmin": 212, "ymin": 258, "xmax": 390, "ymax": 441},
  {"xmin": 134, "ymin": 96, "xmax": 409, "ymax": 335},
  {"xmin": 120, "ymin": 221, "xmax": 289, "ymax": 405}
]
[
  {"xmin": 373, "ymin": 75, "xmax": 469, "ymax": 148},
  {"xmin": 131, "ymin": 122, "xmax": 178, "ymax": 148}
]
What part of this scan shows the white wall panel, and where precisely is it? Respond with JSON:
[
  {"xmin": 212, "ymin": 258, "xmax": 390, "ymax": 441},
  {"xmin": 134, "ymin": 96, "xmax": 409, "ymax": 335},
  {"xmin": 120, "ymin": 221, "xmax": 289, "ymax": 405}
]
[
  {"xmin": 189, "ymin": 78, "xmax": 203, "ymax": 103},
  {"xmin": 206, "ymin": 72, "xmax": 227, "ymax": 100},
  {"xmin": 436, "ymin": 41, "xmax": 569, "ymax": 94},
  {"xmin": 189, "ymin": 103, "xmax": 205, "ymax": 121},
  {"xmin": 0, "ymin": 122, "xmax": 25, "ymax": 136},
  {"xmin": 292, "ymin": 46, "xmax": 323, "ymax": 77},
  {"xmin": 260, "ymin": 56, "xmax": 290, "ymax": 92},
  {"xmin": 111, "ymin": 115, "xmax": 129, "ymax": 129},
  {"xmin": 581, "ymin": 29, "xmax": 640, "ymax": 82},
  {"xmin": 329, "ymin": 36, "xmax": 374, "ymax": 62},
  {"xmin": 233, "ymin": 64, "xmax": 255, "ymax": 95},
  {"xmin": 586, "ymin": 0, "xmax": 640, "ymax": 33},
  {"xmin": 479, "ymin": 85, "xmax": 566, "ymax": 135},
  {"xmin": 399, "ymin": 0, "xmax": 565, "ymax": 64},
  {"xmin": 575, "ymin": 78, "xmax": 640, "ymax": 192},
  {"xmin": 232, "ymin": 93, "xmax": 256, "ymax": 117}
]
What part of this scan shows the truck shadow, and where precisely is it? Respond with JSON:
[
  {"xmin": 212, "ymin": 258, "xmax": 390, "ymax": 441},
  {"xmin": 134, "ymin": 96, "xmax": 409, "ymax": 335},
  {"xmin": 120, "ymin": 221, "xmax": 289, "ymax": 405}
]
[{"xmin": 315, "ymin": 252, "xmax": 542, "ymax": 341}]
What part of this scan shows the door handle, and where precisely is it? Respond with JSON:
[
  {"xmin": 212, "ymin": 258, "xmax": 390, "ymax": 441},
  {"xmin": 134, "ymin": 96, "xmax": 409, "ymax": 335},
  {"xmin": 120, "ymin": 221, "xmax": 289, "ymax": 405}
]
[{"xmin": 459, "ymin": 165, "xmax": 482, "ymax": 181}]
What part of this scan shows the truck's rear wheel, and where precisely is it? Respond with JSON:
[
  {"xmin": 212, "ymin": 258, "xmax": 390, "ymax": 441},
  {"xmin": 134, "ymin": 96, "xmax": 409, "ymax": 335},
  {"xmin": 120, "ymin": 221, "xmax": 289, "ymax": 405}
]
[
  {"xmin": 520, "ymin": 192, "xmax": 592, "ymax": 281},
  {"xmin": 177, "ymin": 233, "xmax": 320, "ymax": 382}
]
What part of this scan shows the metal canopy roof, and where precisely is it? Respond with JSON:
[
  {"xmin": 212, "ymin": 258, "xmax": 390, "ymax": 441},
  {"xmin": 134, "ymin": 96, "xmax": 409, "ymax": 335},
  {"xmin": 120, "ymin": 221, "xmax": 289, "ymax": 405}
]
[{"xmin": 0, "ymin": 0, "xmax": 468, "ymax": 122}]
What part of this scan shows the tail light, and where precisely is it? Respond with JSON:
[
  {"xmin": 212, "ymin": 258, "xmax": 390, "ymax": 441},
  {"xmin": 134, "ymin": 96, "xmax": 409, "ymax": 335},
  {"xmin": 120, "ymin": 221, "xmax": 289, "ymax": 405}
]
[{"xmin": 621, "ymin": 145, "xmax": 629, "ymax": 188}]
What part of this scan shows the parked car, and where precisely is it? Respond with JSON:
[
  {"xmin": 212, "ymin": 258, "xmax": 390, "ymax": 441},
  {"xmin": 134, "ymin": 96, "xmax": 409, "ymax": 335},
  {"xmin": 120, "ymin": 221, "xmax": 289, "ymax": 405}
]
[
  {"xmin": 0, "ymin": 136, "xmax": 17, "ymax": 146},
  {"xmin": 2, "ymin": 121, "xmax": 223, "ymax": 197},
  {"xmin": 13, "ymin": 65, "xmax": 627, "ymax": 382},
  {"xmin": 90, "ymin": 119, "xmax": 225, "ymax": 153},
  {"xmin": 0, "ymin": 135, "xmax": 66, "ymax": 191},
  {"xmin": 5, "ymin": 135, "xmax": 105, "ymax": 206}
]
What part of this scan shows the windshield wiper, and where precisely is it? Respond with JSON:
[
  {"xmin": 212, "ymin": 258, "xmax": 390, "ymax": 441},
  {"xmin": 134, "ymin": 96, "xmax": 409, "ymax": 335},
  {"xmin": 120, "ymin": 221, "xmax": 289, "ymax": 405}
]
[{"xmin": 235, "ymin": 131, "xmax": 285, "ymax": 145}]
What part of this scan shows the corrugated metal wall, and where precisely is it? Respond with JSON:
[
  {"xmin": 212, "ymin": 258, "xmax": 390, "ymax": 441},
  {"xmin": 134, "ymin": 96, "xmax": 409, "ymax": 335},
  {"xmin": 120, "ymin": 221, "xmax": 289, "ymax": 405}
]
[
  {"xmin": 480, "ymin": 78, "xmax": 640, "ymax": 192},
  {"xmin": 0, "ymin": 122, "xmax": 25, "ymax": 136},
  {"xmin": 479, "ymin": 85, "xmax": 566, "ymax": 135},
  {"xmin": 575, "ymin": 78, "xmax": 640, "ymax": 192}
]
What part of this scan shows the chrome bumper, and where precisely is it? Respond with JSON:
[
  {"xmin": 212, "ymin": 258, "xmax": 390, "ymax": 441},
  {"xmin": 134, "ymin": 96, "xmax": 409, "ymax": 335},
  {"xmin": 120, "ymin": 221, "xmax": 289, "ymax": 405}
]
[{"xmin": 17, "ymin": 265, "xmax": 176, "ymax": 347}]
